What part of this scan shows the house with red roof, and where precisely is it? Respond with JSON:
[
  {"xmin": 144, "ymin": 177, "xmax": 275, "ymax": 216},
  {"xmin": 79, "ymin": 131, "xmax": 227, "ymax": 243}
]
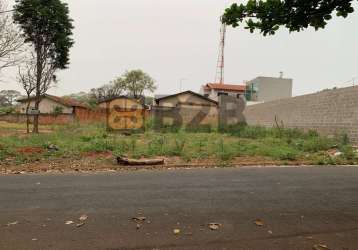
[
  {"xmin": 200, "ymin": 83, "xmax": 246, "ymax": 101},
  {"xmin": 17, "ymin": 94, "xmax": 88, "ymax": 114}
]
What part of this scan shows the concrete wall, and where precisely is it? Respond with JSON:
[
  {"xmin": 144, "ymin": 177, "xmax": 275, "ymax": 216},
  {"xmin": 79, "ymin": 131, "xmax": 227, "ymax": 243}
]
[
  {"xmin": 244, "ymin": 86, "xmax": 358, "ymax": 143},
  {"xmin": 18, "ymin": 98, "xmax": 73, "ymax": 114},
  {"xmin": 74, "ymin": 107, "xmax": 107, "ymax": 123},
  {"xmin": 219, "ymin": 95, "xmax": 246, "ymax": 127},
  {"xmin": 247, "ymin": 77, "xmax": 293, "ymax": 102}
]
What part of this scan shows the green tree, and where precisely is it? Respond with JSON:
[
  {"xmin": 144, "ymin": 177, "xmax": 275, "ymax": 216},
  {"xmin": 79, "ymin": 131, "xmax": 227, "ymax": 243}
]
[
  {"xmin": 0, "ymin": 89, "xmax": 21, "ymax": 106},
  {"xmin": 222, "ymin": 0, "xmax": 356, "ymax": 35},
  {"xmin": 13, "ymin": 0, "xmax": 74, "ymax": 133},
  {"xmin": 121, "ymin": 70, "xmax": 156, "ymax": 99}
]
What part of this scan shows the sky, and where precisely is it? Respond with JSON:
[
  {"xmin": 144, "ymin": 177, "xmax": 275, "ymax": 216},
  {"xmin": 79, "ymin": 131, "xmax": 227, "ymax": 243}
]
[{"xmin": 1, "ymin": 0, "xmax": 358, "ymax": 97}]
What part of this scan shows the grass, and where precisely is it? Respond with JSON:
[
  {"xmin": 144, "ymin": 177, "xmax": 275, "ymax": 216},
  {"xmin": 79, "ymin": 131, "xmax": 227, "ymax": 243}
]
[{"xmin": 0, "ymin": 122, "xmax": 357, "ymax": 165}]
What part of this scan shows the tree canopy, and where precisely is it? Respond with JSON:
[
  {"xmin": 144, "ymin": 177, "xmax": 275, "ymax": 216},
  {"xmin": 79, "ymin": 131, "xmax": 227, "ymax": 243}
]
[
  {"xmin": 121, "ymin": 70, "xmax": 156, "ymax": 99},
  {"xmin": 0, "ymin": 89, "xmax": 21, "ymax": 106},
  {"xmin": 13, "ymin": 0, "xmax": 74, "ymax": 133},
  {"xmin": 222, "ymin": 0, "xmax": 356, "ymax": 35},
  {"xmin": 13, "ymin": 0, "xmax": 74, "ymax": 69},
  {"xmin": 90, "ymin": 70, "xmax": 156, "ymax": 102}
]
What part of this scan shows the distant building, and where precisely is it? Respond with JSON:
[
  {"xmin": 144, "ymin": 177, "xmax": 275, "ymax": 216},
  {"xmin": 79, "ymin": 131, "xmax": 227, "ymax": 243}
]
[
  {"xmin": 154, "ymin": 90, "xmax": 218, "ymax": 108},
  {"xmin": 17, "ymin": 94, "xmax": 87, "ymax": 114},
  {"xmin": 200, "ymin": 83, "xmax": 246, "ymax": 101},
  {"xmin": 245, "ymin": 76, "xmax": 293, "ymax": 104},
  {"xmin": 154, "ymin": 90, "xmax": 219, "ymax": 127}
]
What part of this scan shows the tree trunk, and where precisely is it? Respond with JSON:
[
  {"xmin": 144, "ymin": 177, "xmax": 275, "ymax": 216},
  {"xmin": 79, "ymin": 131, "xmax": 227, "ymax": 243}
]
[
  {"xmin": 26, "ymin": 99, "xmax": 31, "ymax": 134},
  {"xmin": 32, "ymin": 96, "xmax": 40, "ymax": 133},
  {"xmin": 33, "ymin": 44, "xmax": 43, "ymax": 134}
]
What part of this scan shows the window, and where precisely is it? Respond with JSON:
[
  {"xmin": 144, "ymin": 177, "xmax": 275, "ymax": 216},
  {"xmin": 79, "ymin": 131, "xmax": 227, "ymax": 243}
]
[
  {"xmin": 217, "ymin": 92, "xmax": 228, "ymax": 97},
  {"xmin": 245, "ymin": 82, "xmax": 259, "ymax": 101}
]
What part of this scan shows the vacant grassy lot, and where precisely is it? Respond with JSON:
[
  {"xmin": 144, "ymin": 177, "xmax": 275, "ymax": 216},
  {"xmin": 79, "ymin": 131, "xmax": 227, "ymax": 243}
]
[{"xmin": 0, "ymin": 122, "xmax": 357, "ymax": 168}]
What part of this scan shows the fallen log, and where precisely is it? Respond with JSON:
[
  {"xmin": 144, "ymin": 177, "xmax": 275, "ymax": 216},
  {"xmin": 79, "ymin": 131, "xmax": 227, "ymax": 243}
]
[{"xmin": 117, "ymin": 156, "xmax": 165, "ymax": 166}]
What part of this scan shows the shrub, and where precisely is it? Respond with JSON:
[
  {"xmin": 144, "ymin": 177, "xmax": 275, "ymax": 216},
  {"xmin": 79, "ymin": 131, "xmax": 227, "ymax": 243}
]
[{"xmin": 52, "ymin": 106, "xmax": 64, "ymax": 115}]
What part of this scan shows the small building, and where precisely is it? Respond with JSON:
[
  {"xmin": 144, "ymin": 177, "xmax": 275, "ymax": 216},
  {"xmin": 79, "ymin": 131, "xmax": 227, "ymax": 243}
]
[
  {"xmin": 17, "ymin": 94, "xmax": 87, "ymax": 114},
  {"xmin": 155, "ymin": 90, "xmax": 218, "ymax": 108},
  {"xmin": 154, "ymin": 90, "xmax": 219, "ymax": 128},
  {"xmin": 200, "ymin": 83, "xmax": 246, "ymax": 101},
  {"xmin": 245, "ymin": 76, "xmax": 293, "ymax": 104}
]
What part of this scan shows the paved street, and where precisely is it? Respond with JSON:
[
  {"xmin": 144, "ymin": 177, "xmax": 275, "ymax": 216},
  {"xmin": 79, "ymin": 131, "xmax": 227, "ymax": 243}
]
[{"xmin": 1, "ymin": 166, "xmax": 358, "ymax": 250}]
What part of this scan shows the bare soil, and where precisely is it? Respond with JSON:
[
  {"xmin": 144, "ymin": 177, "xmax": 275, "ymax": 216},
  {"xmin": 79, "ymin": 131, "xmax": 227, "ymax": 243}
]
[{"xmin": 0, "ymin": 153, "xmax": 312, "ymax": 175}]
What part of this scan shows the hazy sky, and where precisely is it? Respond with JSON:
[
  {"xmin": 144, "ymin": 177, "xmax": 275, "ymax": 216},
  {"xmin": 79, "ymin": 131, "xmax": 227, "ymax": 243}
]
[{"xmin": 2, "ymin": 0, "xmax": 358, "ymax": 97}]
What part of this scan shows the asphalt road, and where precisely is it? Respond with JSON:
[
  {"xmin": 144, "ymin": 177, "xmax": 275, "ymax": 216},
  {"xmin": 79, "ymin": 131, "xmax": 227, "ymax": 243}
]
[{"xmin": 1, "ymin": 166, "xmax": 358, "ymax": 250}]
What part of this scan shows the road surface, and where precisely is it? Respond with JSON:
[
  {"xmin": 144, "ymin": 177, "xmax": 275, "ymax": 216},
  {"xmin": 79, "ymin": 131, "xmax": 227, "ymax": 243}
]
[{"xmin": 1, "ymin": 166, "xmax": 358, "ymax": 250}]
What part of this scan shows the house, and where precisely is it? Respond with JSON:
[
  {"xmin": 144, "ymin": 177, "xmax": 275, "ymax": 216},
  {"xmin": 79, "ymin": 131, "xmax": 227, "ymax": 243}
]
[
  {"xmin": 245, "ymin": 76, "xmax": 293, "ymax": 104},
  {"xmin": 17, "ymin": 94, "xmax": 88, "ymax": 114},
  {"xmin": 97, "ymin": 96, "xmax": 147, "ymax": 130},
  {"xmin": 155, "ymin": 90, "xmax": 218, "ymax": 107},
  {"xmin": 200, "ymin": 83, "xmax": 246, "ymax": 101},
  {"xmin": 154, "ymin": 90, "xmax": 219, "ymax": 128}
]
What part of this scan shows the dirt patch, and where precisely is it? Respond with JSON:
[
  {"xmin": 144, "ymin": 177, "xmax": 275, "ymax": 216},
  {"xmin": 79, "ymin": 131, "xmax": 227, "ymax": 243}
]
[
  {"xmin": 16, "ymin": 147, "xmax": 45, "ymax": 155},
  {"xmin": 81, "ymin": 151, "xmax": 113, "ymax": 158},
  {"xmin": 0, "ymin": 155, "xmax": 314, "ymax": 175}
]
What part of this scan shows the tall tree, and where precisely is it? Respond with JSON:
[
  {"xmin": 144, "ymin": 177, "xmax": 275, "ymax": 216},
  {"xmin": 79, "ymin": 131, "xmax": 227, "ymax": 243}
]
[
  {"xmin": 0, "ymin": 89, "xmax": 21, "ymax": 106},
  {"xmin": 0, "ymin": 0, "xmax": 23, "ymax": 76},
  {"xmin": 222, "ymin": 0, "xmax": 356, "ymax": 35},
  {"xmin": 13, "ymin": 0, "xmax": 74, "ymax": 133},
  {"xmin": 90, "ymin": 79, "xmax": 126, "ymax": 102},
  {"xmin": 122, "ymin": 70, "xmax": 156, "ymax": 99},
  {"xmin": 17, "ymin": 53, "xmax": 37, "ymax": 133}
]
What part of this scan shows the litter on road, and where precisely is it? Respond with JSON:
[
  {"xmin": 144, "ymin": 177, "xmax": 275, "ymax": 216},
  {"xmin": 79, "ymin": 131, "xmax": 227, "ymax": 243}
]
[
  {"xmin": 208, "ymin": 223, "xmax": 221, "ymax": 230},
  {"xmin": 254, "ymin": 219, "xmax": 264, "ymax": 226}
]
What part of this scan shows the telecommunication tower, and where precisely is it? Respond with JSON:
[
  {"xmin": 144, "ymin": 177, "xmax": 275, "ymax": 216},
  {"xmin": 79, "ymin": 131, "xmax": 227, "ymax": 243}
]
[{"xmin": 214, "ymin": 17, "xmax": 227, "ymax": 84}]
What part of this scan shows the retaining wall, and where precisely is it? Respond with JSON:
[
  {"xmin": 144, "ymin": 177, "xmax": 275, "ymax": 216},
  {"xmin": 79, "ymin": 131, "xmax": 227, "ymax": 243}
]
[{"xmin": 244, "ymin": 86, "xmax": 358, "ymax": 143}]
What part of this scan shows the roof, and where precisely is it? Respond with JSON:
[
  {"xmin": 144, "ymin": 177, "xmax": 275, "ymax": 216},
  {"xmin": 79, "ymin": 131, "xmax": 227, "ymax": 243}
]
[
  {"xmin": 205, "ymin": 83, "xmax": 246, "ymax": 92},
  {"xmin": 97, "ymin": 95, "xmax": 145, "ymax": 104},
  {"xmin": 17, "ymin": 94, "xmax": 88, "ymax": 108},
  {"xmin": 154, "ymin": 94, "xmax": 170, "ymax": 100},
  {"xmin": 155, "ymin": 90, "xmax": 218, "ymax": 105}
]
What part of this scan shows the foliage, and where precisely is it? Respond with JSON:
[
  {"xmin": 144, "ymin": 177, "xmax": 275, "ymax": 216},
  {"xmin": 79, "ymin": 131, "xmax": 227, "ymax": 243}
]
[
  {"xmin": 0, "ymin": 123, "xmax": 356, "ymax": 166},
  {"xmin": 14, "ymin": 0, "xmax": 74, "ymax": 133},
  {"xmin": 0, "ymin": 90, "xmax": 21, "ymax": 106},
  {"xmin": 14, "ymin": 0, "xmax": 74, "ymax": 69},
  {"xmin": 222, "ymin": 0, "xmax": 356, "ymax": 35},
  {"xmin": 0, "ymin": 106, "xmax": 16, "ymax": 114},
  {"xmin": 121, "ymin": 70, "xmax": 156, "ymax": 99},
  {"xmin": 64, "ymin": 92, "xmax": 97, "ymax": 109},
  {"xmin": 89, "ymin": 70, "xmax": 155, "ymax": 102},
  {"xmin": 89, "ymin": 80, "xmax": 126, "ymax": 103},
  {"xmin": 52, "ymin": 106, "xmax": 63, "ymax": 115}
]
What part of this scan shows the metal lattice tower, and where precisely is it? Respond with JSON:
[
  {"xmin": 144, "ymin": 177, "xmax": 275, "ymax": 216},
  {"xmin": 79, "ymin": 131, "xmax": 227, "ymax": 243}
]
[{"xmin": 214, "ymin": 18, "xmax": 227, "ymax": 84}]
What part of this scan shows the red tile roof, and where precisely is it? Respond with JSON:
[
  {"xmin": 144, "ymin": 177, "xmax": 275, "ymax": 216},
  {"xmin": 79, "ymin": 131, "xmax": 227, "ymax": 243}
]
[
  {"xmin": 17, "ymin": 94, "xmax": 88, "ymax": 108},
  {"xmin": 206, "ymin": 83, "xmax": 246, "ymax": 92}
]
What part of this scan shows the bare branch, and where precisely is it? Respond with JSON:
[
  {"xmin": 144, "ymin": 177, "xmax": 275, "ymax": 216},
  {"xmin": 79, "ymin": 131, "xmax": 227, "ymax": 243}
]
[{"xmin": 0, "ymin": 1, "xmax": 24, "ymax": 75}]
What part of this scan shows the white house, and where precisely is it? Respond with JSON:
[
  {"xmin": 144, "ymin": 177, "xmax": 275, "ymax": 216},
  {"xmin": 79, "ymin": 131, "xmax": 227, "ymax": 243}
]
[{"xmin": 17, "ymin": 94, "xmax": 87, "ymax": 114}]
